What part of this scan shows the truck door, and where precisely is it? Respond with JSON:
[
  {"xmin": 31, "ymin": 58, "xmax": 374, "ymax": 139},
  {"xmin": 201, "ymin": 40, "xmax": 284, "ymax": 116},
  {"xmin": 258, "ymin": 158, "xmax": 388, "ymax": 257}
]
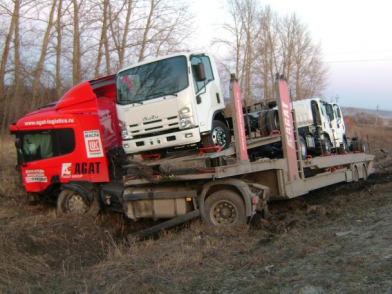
[
  {"xmin": 333, "ymin": 104, "xmax": 345, "ymax": 142},
  {"xmin": 190, "ymin": 55, "xmax": 222, "ymax": 133}
]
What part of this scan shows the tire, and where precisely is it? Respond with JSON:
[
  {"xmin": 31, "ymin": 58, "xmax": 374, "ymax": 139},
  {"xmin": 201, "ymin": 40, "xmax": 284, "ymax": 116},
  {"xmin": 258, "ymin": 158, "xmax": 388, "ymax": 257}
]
[
  {"xmin": 259, "ymin": 111, "xmax": 269, "ymax": 137},
  {"xmin": 298, "ymin": 135, "xmax": 307, "ymax": 160},
  {"xmin": 319, "ymin": 136, "xmax": 331, "ymax": 155},
  {"xmin": 202, "ymin": 120, "xmax": 230, "ymax": 150},
  {"xmin": 57, "ymin": 189, "xmax": 100, "ymax": 216},
  {"xmin": 204, "ymin": 190, "xmax": 247, "ymax": 226},
  {"xmin": 266, "ymin": 110, "xmax": 280, "ymax": 134}
]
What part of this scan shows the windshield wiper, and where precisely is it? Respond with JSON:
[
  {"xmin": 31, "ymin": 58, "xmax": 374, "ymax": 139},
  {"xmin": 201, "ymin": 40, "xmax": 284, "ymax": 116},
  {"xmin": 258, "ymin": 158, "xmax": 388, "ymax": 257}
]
[
  {"xmin": 146, "ymin": 92, "xmax": 178, "ymax": 99},
  {"xmin": 165, "ymin": 93, "xmax": 178, "ymax": 97}
]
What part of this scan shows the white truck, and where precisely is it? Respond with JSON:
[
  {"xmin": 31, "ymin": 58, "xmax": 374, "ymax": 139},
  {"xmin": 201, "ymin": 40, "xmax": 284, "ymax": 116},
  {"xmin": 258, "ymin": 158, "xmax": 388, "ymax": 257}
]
[
  {"xmin": 291, "ymin": 98, "xmax": 347, "ymax": 155},
  {"xmin": 257, "ymin": 98, "xmax": 348, "ymax": 158},
  {"xmin": 116, "ymin": 52, "xmax": 230, "ymax": 154}
]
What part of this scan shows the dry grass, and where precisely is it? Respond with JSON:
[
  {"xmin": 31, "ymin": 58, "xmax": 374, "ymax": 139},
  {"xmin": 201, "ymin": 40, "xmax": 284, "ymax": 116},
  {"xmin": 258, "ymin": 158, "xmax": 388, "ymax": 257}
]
[
  {"xmin": 0, "ymin": 135, "xmax": 24, "ymax": 201},
  {"xmin": 345, "ymin": 116, "xmax": 392, "ymax": 160}
]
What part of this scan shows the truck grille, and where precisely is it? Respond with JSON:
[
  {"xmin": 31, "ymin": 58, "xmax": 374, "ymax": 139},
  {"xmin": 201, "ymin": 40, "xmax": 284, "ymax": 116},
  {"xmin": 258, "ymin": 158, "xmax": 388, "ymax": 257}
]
[
  {"xmin": 129, "ymin": 115, "xmax": 180, "ymax": 138},
  {"xmin": 132, "ymin": 128, "xmax": 181, "ymax": 140}
]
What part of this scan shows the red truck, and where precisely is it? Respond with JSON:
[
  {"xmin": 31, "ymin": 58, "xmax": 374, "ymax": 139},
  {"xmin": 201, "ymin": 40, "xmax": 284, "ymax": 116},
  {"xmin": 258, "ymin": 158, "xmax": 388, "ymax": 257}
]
[
  {"xmin": 10, "ymin": 75, "xmax": 125, "ymax": 214},
  {"xmin": 10, "ymin": 73, "xmax": 374, "ymax": 233}
]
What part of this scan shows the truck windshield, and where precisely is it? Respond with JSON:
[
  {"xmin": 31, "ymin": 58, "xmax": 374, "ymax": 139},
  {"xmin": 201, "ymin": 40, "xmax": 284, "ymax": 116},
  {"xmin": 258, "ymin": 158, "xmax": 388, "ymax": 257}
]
[{"xmin": 116, "ymin": 56, "xmax": 188, "ymax": 105}]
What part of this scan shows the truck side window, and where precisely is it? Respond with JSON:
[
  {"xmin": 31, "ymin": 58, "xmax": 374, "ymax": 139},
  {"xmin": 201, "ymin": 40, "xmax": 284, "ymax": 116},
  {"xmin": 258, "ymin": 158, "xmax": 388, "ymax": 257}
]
[
  {"xmin": 191, "ymin": 56, "xmax": 214, "ymax": 94},
  {"xmin": 19, "ymin": 129, "xmax": 75, "ymax": 162},
  {"xmin": 58, "ymin": 129, "xmax": 75, "ymax": 155},
  {"xmin": 334, "ymin": 105, "xmax": 341, "ymax": 123},
  {"xmin": 319, "ymin": 103, "xmax": 330, "ymax": 122}
]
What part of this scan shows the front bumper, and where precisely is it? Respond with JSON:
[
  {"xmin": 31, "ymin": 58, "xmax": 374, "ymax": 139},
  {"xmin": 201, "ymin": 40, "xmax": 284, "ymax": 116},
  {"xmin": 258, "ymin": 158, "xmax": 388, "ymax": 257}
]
[{"xmin": 122, "ymin": 127, "xmax": 201, "ymax": 154}]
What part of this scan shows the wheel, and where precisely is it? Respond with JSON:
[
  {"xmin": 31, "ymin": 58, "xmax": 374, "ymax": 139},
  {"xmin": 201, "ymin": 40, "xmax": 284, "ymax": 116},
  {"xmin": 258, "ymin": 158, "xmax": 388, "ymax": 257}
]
[
  {"xmin": 204, "ymin": 190, "xmax": 247, "ymax": 226},
  {"xmin": 319, "ymin": 136, "xmax": 331, "ymax": 155},
  {"xmin": 57, "ymin": 189, "xmax": 100, "ymax": 216},
  {"xmin": 259, "ymin": 111, "xmax": 269, "ymax": 137},
  {"xmin": 362, "ymin": 164, "xmax": 368, "ymax": 181},
  {"xmin": 202, "ymin": 120, "xmax": 230, "ymax": 150},
  {"xmin": 266, "ymin": 110, "xmax": 280, "ymax": 134},
  {"xmin": 298, "ymin": 136, "xmax": 307, "ymax": 160}
]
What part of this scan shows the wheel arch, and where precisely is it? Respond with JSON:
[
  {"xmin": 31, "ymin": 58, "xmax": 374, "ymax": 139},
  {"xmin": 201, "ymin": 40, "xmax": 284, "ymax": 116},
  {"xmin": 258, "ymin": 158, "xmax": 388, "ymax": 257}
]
[
  {"xmin": 60, "ymin": 181, "xmax": 95, "ymax": 205},
  {"xmin": 351, "ymin": 164, "xmax": 360, "ymax": 182},
  {"xmin": 198, "ymin": 179, "xmax": 254, "ymax": 220},
  {"xmin": 211, "ymin": 110, "xmax": 229, "ymax": 130}
]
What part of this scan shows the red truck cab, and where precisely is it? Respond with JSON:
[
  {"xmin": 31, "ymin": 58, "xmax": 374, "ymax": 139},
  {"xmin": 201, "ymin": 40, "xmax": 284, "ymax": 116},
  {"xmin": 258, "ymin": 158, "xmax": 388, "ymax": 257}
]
[{"xmin": 9, "ymin": 75, "xmax": 122, "ymax": 201}]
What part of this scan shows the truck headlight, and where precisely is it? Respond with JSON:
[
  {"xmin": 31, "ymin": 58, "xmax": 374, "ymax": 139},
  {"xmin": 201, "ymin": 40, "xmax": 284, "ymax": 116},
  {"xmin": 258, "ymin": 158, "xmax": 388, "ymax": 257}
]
[
  {"xmin": 119, "ymin": 120, "xmax": 131, "ymax": 139},
  {"xmin": 179, "ymin": 105, "xmax": 194, "ymax": 129},
  {"xmin": 180, "ymin": 118, "xmax": 191, "ymax": 129}
]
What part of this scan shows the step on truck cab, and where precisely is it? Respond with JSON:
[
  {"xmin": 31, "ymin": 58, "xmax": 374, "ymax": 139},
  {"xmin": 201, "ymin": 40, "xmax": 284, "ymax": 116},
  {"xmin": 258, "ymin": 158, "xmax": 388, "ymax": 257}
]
[{"xmin": 116, "ymin": 52, "xmax": 230, "ymax": 154}]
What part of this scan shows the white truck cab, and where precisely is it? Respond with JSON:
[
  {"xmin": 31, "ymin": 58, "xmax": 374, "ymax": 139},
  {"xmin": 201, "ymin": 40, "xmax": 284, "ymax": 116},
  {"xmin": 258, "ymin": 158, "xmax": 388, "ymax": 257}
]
[
  {"xmin": 292, "ymin": 98, "xmax": 347, "ymax": 155},
  {"xmin": 330, "ymin": 102, "xmax": 347, "ymax": 150},
  {"xmin": 116, "ymin": 52, "xmax": 229, "ymax": 154}
]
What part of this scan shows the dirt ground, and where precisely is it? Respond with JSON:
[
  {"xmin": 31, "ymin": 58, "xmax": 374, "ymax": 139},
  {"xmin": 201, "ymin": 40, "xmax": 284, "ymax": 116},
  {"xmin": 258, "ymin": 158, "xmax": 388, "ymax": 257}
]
[{"xmin": 1, "ymin": 139, "xmax": 392, "ymax": 293}]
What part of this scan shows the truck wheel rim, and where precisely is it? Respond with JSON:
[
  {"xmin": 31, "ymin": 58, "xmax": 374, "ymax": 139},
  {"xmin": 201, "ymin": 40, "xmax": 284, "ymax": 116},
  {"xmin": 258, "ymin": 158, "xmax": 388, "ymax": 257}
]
[
  {"xmin": 67, "ymin": 194, "xmax": 88, "ymax": 214},
  {"xmin": 211, "ymin": 200, "xmax": 238, "ymax": 225},
  {"xmin": 212, "ymin": 127, "xmax": 226, "ymax": 147}
]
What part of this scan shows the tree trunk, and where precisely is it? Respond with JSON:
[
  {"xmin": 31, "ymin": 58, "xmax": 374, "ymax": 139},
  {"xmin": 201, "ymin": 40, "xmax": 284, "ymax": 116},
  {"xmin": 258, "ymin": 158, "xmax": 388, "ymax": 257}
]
[
  {"xmin": 0, "ymin": 1, "xmax": 17, "ymax": 109},
  {"xmin": 119, "ymin": 0, "xmax": 133, "ymax": 68},
  {"xmin": 138, "ymin": 0, "xmax": 155, "ymax": 62},
  {"xmin": 55, "ymin": 0, "xmax": 63, "ymax": 99},
  {"xmin": 72, "ymin": 0, "xmax": 81, "ymax": 85},
  {"xmin": 32, "ymin": 0, "xmax": 57, "ymax": 108},
  {"xmin": 12, "ymin": 0, "xmax": 22, "ymax": 125}
]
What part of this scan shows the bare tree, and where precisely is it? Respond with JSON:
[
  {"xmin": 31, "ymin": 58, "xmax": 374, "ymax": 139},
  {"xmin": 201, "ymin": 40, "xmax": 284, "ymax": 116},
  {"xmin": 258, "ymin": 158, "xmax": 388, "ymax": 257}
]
[
  {"xmin": 0, "ymin": 0, "xmax": 194, "ymax": 132},
  {"xmin": 215, "ymin": 0, "xmax": 328, "ymax": 104},
  {"xmin": 55, "ymin": 0, "xmax": 63, "ymax": 98},
  {"xmin": 138, "ymin": 0, "xmax": 155, "ymax": 62},
  {"xmin": 72, "ymin": 0, "xmax": 81, "ymax": 85},
  {"xmin": 0, "ymin": 2, "xmax": 16, "ymax": 107},
  {"xmin": 214, "ymin": 0, "xmax": 261, "ymax": 104},
  {"xmin": 281, "ymin": 14, "xmax": 328, "ymax": 99},
  {"xmin": 95, "ymin": 0, "xmax": 110, "ymax": 76},
  {"xmin": 32, "ymin": 0, "xmax": 58, "ymax": 108},
  {"xmin": 110, "ymin": 0, "xmax": 135, "ymax": 69}
]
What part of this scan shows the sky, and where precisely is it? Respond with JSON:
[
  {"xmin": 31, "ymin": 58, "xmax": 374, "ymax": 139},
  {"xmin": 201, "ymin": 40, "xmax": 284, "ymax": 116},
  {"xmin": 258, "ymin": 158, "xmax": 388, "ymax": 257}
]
[{"xmin": 190, "ymin": 0, "xmax": 392, "ymax": 111}]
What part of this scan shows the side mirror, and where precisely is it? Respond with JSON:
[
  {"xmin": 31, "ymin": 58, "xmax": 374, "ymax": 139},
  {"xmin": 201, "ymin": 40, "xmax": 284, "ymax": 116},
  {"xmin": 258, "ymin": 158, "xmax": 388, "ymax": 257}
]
[
  {"xmin": 194, "ymin": 63, "xmax": 206, "ymax": 82},
  {"xmin": 15, "ymin": 138, "xmax": 22, "ymax": 149}
]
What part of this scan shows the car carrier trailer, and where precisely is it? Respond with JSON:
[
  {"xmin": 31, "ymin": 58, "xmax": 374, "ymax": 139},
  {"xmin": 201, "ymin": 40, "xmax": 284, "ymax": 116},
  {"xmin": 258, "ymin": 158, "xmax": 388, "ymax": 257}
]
[
  {"xmin": 100, "ymin": 74, "xmax": 374, "ymax": 234},
  {"xmin": 10, "ymin": 73, "xmax": 374, "ymax": 235}
]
